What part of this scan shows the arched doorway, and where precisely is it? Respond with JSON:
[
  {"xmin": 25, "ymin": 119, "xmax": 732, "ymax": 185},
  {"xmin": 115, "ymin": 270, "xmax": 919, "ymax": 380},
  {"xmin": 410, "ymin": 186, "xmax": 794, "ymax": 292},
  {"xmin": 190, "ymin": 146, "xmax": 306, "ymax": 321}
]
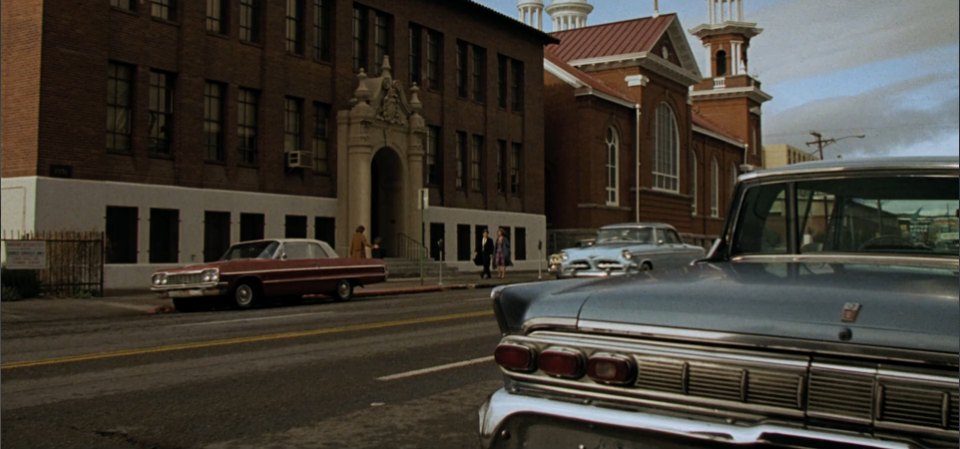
[{"xmin": 371, "ymin": 147, "xmax": 403, "ymax": 257}]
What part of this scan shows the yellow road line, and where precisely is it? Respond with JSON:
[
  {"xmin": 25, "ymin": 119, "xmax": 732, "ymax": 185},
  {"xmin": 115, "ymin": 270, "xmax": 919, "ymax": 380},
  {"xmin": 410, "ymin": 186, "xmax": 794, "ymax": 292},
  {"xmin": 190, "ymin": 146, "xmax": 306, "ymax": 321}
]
[{"xmin": 1, "ymin": 310, "xmax": 493, "ymax": 370}]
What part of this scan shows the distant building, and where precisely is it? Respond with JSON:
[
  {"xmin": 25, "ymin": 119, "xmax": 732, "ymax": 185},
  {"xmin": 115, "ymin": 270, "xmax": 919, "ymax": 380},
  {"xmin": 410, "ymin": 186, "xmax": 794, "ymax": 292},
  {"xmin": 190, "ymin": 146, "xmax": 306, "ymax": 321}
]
[
  {"xmin": 763, "ymin": 143, "xmax": 820, "ymax": 168},
  {"xmin": 1, "ymin": 0, "xmax": 554, "ymax": 289},
  {"xmin": 522, "ymin": 0, "xmax": 770, "ymax": 249}
]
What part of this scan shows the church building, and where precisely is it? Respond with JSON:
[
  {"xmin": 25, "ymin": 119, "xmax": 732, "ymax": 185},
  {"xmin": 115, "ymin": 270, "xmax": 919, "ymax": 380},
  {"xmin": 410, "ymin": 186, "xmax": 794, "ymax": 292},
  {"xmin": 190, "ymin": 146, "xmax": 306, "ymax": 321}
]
[{"xmin": 519, "ymin": 0, "xmax": 770, "ymax": 249}]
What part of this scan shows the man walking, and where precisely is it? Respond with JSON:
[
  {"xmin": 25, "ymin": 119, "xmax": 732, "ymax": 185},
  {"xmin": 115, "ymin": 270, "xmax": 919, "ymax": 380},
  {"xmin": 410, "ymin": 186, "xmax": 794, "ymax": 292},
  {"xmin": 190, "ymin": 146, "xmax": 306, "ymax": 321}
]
[{"xmin": 476, "ymin": 229, "xmax": 494, "ymax": 279}]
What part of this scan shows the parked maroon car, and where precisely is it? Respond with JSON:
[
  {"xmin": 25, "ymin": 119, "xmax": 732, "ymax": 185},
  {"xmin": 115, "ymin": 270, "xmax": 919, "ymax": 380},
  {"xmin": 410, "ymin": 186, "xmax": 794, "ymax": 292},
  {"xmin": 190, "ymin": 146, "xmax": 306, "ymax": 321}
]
[{"xmin": 151, "ymin": 239, "xmax": 387, "ymax": 311}]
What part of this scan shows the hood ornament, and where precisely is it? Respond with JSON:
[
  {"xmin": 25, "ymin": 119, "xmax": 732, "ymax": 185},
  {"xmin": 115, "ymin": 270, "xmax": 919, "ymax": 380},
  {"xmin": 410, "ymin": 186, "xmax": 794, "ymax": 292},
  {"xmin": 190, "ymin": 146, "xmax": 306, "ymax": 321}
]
[{"xmin": 841, "ymin": 302, "xmax": 862, "ymax": 323}]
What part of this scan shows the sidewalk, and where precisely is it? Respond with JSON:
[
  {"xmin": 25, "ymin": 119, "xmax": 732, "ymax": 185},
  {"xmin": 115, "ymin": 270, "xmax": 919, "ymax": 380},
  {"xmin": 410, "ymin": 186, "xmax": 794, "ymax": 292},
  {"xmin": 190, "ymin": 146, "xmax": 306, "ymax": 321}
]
[{"xmin": 0, "ymin": 271, "xmax": 552, "ymax": 323}]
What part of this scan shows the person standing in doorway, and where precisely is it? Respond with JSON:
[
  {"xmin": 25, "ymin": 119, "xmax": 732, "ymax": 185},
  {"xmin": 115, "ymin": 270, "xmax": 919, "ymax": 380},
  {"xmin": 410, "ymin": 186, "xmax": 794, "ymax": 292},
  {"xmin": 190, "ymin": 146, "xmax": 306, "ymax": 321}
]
[
  {"xmin": 494, "ymin": 227, "xmax": 512, "ymax": 279},
  {"xmin": 350, "ymin": 225, "xmax": 371, "ymax": 259},
  {"xmin": 476, "ymin": 229, "xmax": 494, "ymax": 279},
  {"xmin": 371, "ymin": 237, "xmax": 383, "ymax": 258}
]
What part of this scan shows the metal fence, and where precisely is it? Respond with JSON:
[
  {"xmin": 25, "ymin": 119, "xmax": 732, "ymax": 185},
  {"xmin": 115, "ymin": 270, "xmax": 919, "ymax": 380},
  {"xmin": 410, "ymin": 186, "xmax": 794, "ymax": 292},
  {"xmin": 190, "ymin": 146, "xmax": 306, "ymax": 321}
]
[{"xmin": 1, "ymin": 231, "xmax": 104, "ymax": 297}]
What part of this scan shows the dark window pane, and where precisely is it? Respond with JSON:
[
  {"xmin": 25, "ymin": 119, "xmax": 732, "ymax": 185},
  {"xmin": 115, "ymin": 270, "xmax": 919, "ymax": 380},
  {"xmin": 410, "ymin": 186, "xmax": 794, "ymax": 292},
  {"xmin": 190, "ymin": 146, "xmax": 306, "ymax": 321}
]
[
  {"xmin": 240, "ymin": 213, "xmax": 264, "ymax": 241},
  {"xmin": 203, "ymin": 211, "xmax": 231, "ymax": 261},
  {"xmin": 149, "ymin": 208, "xmax": 179, "ymax": 263},
  {"xmin": 106, "ymin": 206, "xmax": 138, "ymax": 264},
  {"xmin": 285, "ymin": 215, "xmax": 307, "ymax": 238}
]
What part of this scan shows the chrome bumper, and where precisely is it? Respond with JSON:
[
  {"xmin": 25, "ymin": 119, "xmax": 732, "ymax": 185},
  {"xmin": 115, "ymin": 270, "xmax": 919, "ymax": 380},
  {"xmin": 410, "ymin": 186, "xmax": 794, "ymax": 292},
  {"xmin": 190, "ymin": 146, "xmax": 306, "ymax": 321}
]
[
  {"xmin": 479, "ymin": 388, "xmax": 913, "ymax": 449},
  {"xmin": 151, "ymin": 283, "xmax": 226, "ymax": 298}
]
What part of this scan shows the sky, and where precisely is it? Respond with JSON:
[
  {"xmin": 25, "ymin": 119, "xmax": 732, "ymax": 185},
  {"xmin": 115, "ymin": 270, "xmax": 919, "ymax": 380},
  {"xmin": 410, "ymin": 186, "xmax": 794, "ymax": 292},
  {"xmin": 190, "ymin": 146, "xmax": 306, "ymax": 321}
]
[{"xmin": 475, "ymin": 0, "xmax": 960, "ymax": 160}]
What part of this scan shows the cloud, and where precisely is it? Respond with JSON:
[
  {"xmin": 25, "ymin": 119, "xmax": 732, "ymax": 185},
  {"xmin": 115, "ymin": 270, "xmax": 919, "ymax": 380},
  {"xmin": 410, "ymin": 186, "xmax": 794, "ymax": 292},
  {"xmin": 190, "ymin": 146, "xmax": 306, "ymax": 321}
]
[
  {"xmin": 763, "ymin": 73, "xmax": 960, "ymax": 158},
  {"xmin": 749, "ymin": 0, "xmax": 959, "ymax": 84}
]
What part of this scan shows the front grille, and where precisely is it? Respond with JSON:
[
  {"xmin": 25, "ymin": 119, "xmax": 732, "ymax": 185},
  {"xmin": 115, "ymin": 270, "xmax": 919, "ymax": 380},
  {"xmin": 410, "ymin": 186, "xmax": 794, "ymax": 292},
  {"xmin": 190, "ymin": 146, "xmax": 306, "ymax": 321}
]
[
  {"xmin": 595, "ymin": 260, "xmax": 624, "ymax": 271},
  {"xmin": 569, "ymin": 260, "xmax": 591, "ymax": 270},
  {"xmin": 501, "ymin": 332, "xmax": 959, "ymax": 444},
  {"xmin": 166, "ymin": 272, "xmax": 203, "ymax": 285}
]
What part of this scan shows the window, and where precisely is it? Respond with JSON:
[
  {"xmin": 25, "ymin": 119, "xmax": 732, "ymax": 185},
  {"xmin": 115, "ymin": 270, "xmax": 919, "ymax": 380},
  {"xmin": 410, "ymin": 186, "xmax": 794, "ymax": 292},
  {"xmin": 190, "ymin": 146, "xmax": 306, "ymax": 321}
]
[
  {"xmin": 409, "ymin": 24, "xmax": 422, "ymax": 84},
  {"xmin": 690, "ymin": 151, "xmax": 698, "ymax": 215},
  {"xmin": 312, "ymin": 0, "xmax": 331, "ymax": 61},
  {"xmin": 106, "ymin": 206, "xmax": 138, "ymax": 264},
  {"xmin": 238, "ymin": 88, "xmax": 259, "ymax": 165},
  {"xmin": 426, "ymin": 30, "xmax": 441, "ymax": 90},
  {"xmin": 515, "ymin": 227, "xmax": 527, "ymax": 261},
  {"xmin": 206, "ymin": 0, "xmax": 228, "ymax": 34},
  {"xmin": 314, "ymin": 217, "xmax": 335, "ymax": 244},
  {"xmin": 373, "ymin": 11, "xmax": 391, "ymax": 73},
  {"xmin": 352, "ymin": 5, "xmax": 368, "ymax": 71},
  {"xmin": 284, "ymin": 97, "xmax": 303, "ymax": 153},
  {"xmin": 240, "ymin": 213, "xmax": 264, "ymax": 241},
  {"xmin": 285, "ymin": 215, "xmax": 307, "ymax": 238},
  {"xmin": 204, "ymin": 81, "xmax": 225, "ymax": 162},
  {"xmin": 455, "ymin": 131, "xmax": 466, "ymax": 190},
  {"xmin": 472, "ymin": 46, "xmax": 486, "ymax": 102},
  {"xmin": 510, "ymin": 142, "xmax": 521, "ymax": 195},
  {"xmin": 711, "ymin": 157, "xmax": 719, "ymax": 217},
  {"xmin": 716, "ymin": 50, "xmax": 727, "ymax": 77},
  {"xmin": 312, "ymin": 102, "xmax": 330, "ymax": 173},
  {"xmin": 106, "ymin": 61, "xmax": 133, "ymax": 153},
  {"xmin": 456, "ymin": 41, "xmax": 468, "ymax": 97},
  {"xmin": 111, "ymin": 0, "xmax": 136, "ymax": 12},
  {"xmin": 426, "ymin": 125, "xmax": 441, "ymax": 186},
  {"xmin": 239, "ymin": 0, "xmax": 261, "ymax": 43},
  {"xmin": 149, "ymin": 208, "xmax": 179, "ymax": 263},
  {"xmin": 606, "ymin": 127, "xmax": 619, "ymax": 205},
  {"xmin": 148, "ymin": 70, "xmax": 175, "ymax": 157},
  {"xmin": 151, "ymin": 0, "xmax": 175, "ymax": 21},
  {"xmin": 653, "ymin": 102, "xmax": 679, "ymax": 191},
  {"xmin": 496, "ymin": 140, "xmax": 507, "ymax": 193},
  {"xmin": 456, "ymin": 224, "xmax": 471, "ymax": 261},
  {"xmin": 471, "ymin": 134, "xmax": 483, "ymax": 192},
  {"xmin": 203, "ymin": 211, "xmax": 230, "ymax": 262},
  {"xmin": 497, "ymin": 54, "xmax": 508, "ymax": 109},
  {"xmin": 285, "ymin": 0, "xmax": 304, "ymax": 54},
  {"xmin": 510, "ymin": 59, "xmax": 524, "ymax": 111}
]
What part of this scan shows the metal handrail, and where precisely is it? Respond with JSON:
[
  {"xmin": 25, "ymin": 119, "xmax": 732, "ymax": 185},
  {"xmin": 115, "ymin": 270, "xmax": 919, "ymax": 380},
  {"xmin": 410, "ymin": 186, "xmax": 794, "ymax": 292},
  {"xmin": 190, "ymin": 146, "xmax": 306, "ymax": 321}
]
[{"xmin": 394, "ymin": 232, "xmax": 426, "ymax": 260}]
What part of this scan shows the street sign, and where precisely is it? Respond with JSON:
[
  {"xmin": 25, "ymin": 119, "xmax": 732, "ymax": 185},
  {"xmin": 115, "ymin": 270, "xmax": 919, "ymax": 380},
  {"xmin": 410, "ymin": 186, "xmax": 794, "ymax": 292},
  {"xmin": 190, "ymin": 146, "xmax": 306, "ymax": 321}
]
[{"xmin": 4, "ymin": 241, "xmax": 48, "ymax": 269}]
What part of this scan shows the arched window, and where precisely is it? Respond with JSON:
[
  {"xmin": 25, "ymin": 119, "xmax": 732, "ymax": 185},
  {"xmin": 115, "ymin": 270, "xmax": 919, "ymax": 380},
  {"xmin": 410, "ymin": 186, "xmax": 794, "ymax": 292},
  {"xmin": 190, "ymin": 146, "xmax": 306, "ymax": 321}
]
[
  {"xmin": 690, "ymin": 151, "xmax": 698, "ymax": 216},
  {"xmin": 605, "ymin": 126, "xmax": 619, "ymax": 205},
  {"xmin": 711, "ymin": 157, "xmax": 719, "ymax": 217},
  {"xmin": 730, "ymin": 162, "xmax": 738, "ymax": 192},
  {"xmin": 653, "ymin": 103, "xmax": 679, "ymax": 192},
  {"xmin": 716, "ymin": 50, "xmax": 727, "ymax": 77}
]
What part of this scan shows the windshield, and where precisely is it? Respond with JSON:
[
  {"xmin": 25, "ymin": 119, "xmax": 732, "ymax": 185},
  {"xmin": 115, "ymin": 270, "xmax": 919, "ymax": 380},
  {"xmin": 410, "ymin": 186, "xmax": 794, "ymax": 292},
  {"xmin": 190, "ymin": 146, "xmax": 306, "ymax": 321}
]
[
  {"xmin": 596, "ymin": 227, "xmax": 653, "ymax": 244},
  {"xmin": 732, "ymin": 175, "xmax": 959, "ymax": 257},
  {"xmin": 220, "ymin": 241, "xmax": 280, "ymax": 261}
]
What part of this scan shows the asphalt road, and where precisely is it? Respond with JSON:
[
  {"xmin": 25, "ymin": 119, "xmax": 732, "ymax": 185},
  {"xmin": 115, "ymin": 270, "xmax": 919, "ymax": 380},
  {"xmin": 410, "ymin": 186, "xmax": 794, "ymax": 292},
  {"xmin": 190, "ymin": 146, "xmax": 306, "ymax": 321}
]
[{"xmin": 1, "ymin": 289, "xmax": 504, "ymax": 449}]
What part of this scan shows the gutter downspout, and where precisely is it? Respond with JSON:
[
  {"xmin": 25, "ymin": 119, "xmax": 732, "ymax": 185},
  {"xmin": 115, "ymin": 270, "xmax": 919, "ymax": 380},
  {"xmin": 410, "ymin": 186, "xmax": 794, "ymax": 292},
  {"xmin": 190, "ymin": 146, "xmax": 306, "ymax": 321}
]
[{"xmin": 635, "ymin": 103, "xmax": 641, "ymax": 222}]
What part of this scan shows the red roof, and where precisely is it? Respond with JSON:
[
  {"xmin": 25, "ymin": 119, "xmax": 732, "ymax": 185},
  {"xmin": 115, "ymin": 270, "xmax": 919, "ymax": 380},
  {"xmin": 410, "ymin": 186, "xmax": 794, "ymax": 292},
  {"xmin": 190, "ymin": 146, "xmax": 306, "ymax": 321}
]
[
  {"xmin": 544, "ymin": 50, "xmax": 634, "ymax": 105},
  {"xmin": 692, "ymin": 112, "xmax": 742, "ymax": 144},
  {"xmin": 548, "ymin": 14, "xmax": 676, "ymax": 62}
]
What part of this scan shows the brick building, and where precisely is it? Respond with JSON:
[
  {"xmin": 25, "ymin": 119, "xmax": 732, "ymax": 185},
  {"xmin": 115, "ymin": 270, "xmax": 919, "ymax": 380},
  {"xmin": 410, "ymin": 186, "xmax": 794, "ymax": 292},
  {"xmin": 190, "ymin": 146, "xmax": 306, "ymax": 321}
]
[
  {"xmin": 1, "ymin": 0, "xmax": 555, "ymax": 288},
  {"xmin": 522, "ymin": 0, "xmax": 769, "ymax": 250}
]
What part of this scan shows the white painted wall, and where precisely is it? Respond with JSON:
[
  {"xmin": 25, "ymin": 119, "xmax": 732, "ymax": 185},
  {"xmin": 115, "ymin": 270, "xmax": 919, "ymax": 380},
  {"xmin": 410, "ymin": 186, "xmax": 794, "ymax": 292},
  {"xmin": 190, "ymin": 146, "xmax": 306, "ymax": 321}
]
[{"xmin": 2, "ymin": 177, "xmax": 549, "ymax": 289}]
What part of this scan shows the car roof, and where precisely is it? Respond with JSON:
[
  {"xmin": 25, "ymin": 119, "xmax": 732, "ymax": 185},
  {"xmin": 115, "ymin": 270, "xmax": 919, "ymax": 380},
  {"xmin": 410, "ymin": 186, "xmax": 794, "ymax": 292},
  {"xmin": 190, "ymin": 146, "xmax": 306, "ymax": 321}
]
[
  {"xmin": 600, "ymin": 222, "xmax": 675, "ymax": 230},
  {"xmin": 741, "ymin": 156, "xmax": 959, "ymax": 183}
]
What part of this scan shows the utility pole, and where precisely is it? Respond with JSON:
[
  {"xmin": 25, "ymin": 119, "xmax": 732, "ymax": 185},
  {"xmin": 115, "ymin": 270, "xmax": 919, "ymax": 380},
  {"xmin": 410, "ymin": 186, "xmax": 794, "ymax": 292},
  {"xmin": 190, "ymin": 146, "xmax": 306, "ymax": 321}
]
[{"xmin": 806, "ymin": 132, "xmax": 866, "ymax": 159}]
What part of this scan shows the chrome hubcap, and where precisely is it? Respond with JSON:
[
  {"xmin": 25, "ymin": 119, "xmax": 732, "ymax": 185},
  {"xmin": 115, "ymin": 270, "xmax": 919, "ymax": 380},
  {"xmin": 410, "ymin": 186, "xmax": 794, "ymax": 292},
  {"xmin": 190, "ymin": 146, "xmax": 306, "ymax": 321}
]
[{"xmin": 236, "ymin": 285, "xmax": 253, "ymax": 306}]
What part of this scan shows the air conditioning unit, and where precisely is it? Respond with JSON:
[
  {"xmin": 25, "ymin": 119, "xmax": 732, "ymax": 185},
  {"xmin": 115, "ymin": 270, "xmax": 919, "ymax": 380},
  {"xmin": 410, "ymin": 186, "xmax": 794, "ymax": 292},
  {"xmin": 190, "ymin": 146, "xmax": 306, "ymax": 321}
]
[{"xmin": 285, "ymin": 150, "xmax": 314, "ymax": 170}]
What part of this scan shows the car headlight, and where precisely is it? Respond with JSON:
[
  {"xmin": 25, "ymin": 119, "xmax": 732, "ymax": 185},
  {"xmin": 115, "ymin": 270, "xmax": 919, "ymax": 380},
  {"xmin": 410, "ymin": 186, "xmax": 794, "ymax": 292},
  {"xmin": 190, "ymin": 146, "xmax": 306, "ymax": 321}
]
[
  {"xmin": 201, "ymin": 269, "xmax": 219, "ymax": 283},
  {"xmin": 560, "ymin": 251, "xmax": 569, "ymax": 261},
  {"xmin": 622, "ymin": 249, "xmax": 633, "ymax": 260},
  {"xmin": 152, "ymin": 273, "xmax": 167, "ymax": 286}
]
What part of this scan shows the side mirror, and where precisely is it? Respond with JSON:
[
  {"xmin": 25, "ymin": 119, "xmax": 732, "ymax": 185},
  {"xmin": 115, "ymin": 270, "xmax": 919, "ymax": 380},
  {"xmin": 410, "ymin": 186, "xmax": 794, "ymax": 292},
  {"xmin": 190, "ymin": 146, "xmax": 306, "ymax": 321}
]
[{"xmin": 280, "ymin": 253, "xmax": 288, "ymax": 260}]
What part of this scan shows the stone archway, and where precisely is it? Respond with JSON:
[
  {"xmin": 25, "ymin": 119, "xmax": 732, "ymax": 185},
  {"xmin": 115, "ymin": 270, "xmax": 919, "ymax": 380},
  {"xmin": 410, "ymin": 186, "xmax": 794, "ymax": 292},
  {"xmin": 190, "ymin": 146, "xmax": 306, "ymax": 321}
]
[
  {"xmin": 371, "ymin": 147, "xmax": 403, "ymax": 256},
  {"xmin": 335, "ymin": 57, "xmax": 427, "ymax": 257}
]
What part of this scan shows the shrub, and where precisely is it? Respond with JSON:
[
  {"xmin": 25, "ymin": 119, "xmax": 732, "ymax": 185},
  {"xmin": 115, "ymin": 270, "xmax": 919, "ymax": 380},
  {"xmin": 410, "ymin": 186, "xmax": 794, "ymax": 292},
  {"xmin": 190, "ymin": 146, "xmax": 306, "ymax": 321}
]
[{"xmin": 0, "ymin": 267, "xmax": 42, "ymax": 301}]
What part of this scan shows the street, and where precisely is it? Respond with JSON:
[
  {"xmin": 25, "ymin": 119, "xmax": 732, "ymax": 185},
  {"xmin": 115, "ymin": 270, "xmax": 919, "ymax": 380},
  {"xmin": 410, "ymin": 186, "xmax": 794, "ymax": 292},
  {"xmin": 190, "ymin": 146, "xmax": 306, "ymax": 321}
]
[{"xmin": 1, "ymin": 289, "xmax": 504, "ymax": 449}]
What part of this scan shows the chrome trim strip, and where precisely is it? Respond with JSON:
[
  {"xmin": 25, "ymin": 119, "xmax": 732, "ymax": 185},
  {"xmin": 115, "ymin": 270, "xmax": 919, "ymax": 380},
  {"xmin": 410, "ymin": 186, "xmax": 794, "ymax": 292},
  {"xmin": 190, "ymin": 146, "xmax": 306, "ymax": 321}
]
[
  {"xmin": 730, "ymin": 254, "xmax": 959, "ymax": 268},
  {"xmin": 226, "ymin": 265, "xmax": 385, "ymax": 276},
  {"xmin": 480, "ymin": 388, "xmax": 913, "ymax": 449},
  {"xmin": 575, "ymin": 320, "xmax": 958, "ymax": 365}
]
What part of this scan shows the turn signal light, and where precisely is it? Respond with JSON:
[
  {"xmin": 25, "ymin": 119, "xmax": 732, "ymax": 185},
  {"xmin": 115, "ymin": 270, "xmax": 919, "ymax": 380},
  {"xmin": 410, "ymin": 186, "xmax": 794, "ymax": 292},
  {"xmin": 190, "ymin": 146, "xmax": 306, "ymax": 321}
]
[
  {"xmin": 587, "ymin": 353, "xmax": 635, "ymax": 385},
  {"xmin": 494, "ymin": 343, "xmax": 536, "ymax": 372},
  {"xmin": 539, "ymin": 348, "xmax": 584, "ymax": 378}
]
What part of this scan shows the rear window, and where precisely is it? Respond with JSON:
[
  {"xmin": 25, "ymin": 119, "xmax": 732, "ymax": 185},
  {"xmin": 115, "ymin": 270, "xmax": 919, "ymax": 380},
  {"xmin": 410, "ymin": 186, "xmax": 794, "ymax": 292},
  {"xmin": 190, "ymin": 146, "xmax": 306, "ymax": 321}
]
[{"xmin": 732, "ymin": 176, "xmax": 959, "ymax": 257}]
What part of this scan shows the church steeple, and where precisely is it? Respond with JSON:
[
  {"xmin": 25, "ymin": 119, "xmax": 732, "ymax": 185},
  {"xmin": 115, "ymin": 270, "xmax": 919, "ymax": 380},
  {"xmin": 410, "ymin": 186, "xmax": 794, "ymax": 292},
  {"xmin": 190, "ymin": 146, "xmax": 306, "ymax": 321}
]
[
  {"xmin": 689, "ymin": 0, "xmax": 771, "ymax": 168},
  {"xmin": 690, "ymin": 0, "xmax": 761, "ymax": 78},
  {"xmin": 517, "ymin": 0, "xmax": 544, "ymax": 30},
  {"xmin": 544, "ymin": 0, "xmax": 593, "ymax": 31}
]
